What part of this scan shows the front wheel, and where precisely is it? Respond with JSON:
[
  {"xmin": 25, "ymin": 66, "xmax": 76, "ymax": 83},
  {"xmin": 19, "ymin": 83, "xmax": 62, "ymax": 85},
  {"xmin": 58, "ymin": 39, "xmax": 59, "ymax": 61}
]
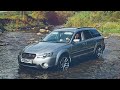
[
  {"xmin": 95, "ymin": 46, "xmax": 103, "ymax": 59},
  {"xmin": 58, "ymin": 55, "xmax": 70, "ymax": 71}
]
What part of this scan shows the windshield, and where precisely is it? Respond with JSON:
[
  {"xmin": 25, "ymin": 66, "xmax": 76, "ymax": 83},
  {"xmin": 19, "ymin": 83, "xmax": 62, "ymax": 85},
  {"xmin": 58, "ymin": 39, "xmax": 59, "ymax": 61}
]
[{"xmin": 42, "ymin": 31, "xmax": 74, "ymax": 43}]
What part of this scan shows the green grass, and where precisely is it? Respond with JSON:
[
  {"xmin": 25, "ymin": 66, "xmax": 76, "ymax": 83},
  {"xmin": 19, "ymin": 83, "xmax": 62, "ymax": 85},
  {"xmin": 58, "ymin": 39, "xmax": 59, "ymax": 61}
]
[{"xmin": 99, "ymin": 29, "xmax": 120, "ymax": 37}]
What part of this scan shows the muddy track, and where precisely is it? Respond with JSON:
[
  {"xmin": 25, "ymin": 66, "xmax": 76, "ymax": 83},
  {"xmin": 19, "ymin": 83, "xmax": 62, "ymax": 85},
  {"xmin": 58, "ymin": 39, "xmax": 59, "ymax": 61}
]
[{"xmin": 0, "ymin": 32, "xmax": 120, "ymax": 79}]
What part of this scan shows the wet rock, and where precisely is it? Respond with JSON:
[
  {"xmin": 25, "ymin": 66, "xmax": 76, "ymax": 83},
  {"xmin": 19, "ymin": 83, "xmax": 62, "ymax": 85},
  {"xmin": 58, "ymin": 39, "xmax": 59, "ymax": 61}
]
[
  {"xmin": 29, "ymin": 38, "xmax": 35, "ymax": 41},
  {"xmin": 104, "ymin": 36, "xmax": 109, "ymax": 39},
  {"xmin": 37, "ymin": 33, "xmax": 42, "ymax": 36},
  {"xmin": 0, "ymin": 40, "xmax": 4, "ymax": 43},
  {"xmin": 118, "ymin": 57, "xmax": 120, "ymax": 59},
  {"xmin": 0, "ymin": 42, "xmax": 9, "ymax": 46},
  {"xmin": 34, "ymin": 41, "xmax": 39, "ymax": 43}
]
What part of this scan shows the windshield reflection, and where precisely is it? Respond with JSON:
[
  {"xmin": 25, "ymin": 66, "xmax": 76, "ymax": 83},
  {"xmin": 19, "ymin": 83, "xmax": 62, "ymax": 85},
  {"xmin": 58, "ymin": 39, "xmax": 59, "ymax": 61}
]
[{"xmin": 42, "ymin": 31, "xmax": 74, "ymax": 43}]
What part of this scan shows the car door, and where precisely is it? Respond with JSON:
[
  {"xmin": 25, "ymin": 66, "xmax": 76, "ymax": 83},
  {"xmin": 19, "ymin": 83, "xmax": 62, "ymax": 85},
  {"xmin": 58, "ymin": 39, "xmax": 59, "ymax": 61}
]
[
  {"xmin": 82, "ymin": 30, "xmax": 96, "ymax": 54},
  {"xmin": 71, "ymin": 31, "xmax": 87, "ymax": 58}
]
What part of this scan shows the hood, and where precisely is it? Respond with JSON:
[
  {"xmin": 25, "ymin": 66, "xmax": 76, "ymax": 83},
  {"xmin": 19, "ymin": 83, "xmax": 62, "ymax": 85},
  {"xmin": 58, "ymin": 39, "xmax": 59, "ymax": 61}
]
[{"xmin": 23, "ymin": 42, "xmax": 67, "ymax": 54}]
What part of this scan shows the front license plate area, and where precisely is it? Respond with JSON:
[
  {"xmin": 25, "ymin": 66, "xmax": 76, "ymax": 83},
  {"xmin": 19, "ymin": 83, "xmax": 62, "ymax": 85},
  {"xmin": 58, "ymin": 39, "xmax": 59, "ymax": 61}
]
[{"xmin": 21, "ymin": 58, "xmax": 32, "ymax": 64}]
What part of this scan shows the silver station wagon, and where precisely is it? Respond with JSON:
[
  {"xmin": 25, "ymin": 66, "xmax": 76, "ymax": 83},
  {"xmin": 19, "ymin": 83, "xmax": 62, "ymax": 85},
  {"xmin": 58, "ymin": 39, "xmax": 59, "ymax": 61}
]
[{"xmin": 18, "ymin": 27, "xmax": 105, "ymax": 71}]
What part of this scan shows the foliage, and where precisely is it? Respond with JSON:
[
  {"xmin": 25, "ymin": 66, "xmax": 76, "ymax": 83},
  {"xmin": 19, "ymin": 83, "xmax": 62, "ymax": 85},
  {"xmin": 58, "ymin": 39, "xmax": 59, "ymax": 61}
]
[
  {"xmin": 31, "ymin": 11, "xmax": 46, "ymax": 20},
  {"xmin": 65, "ymin": 11, "xmax": 92, "ymax": 27},
  {"xmin": 0, "ymin": 11, "xmax": 120, "ymax": 35},
  {"xmin": 65, "ymin": 11, "xmax": 120, "ymax": 35}
]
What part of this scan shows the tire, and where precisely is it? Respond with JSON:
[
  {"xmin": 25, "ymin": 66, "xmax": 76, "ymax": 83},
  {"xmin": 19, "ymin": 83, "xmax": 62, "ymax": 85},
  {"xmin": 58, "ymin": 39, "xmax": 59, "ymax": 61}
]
[
  {"xmin": 95, "ymin": 46, "xmax": 103, "ymax": 59},
  {"xmin": 58, "ymin": 55, "xmax": 70, "ymax": 71}
]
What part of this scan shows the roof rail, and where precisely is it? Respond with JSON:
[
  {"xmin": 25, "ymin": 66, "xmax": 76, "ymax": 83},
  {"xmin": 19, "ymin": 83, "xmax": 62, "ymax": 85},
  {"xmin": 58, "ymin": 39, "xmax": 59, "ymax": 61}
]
[{"xmin": 77, "ymin": 27, "xmax": 95, "ymax": 29}]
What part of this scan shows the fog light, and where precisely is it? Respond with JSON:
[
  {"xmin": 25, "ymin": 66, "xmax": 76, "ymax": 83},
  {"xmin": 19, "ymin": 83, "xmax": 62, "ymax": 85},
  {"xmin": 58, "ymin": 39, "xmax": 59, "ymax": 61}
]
[{"xmin": 42, "ymin": 63, "xmax": 49, "ymax": 69}]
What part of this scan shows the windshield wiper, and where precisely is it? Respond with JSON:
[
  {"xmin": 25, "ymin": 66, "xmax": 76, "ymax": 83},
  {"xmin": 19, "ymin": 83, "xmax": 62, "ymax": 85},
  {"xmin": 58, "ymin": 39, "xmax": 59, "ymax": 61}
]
[{"xmin": 40, "ymin": 40, "xmax": 47, "ymax": 42}]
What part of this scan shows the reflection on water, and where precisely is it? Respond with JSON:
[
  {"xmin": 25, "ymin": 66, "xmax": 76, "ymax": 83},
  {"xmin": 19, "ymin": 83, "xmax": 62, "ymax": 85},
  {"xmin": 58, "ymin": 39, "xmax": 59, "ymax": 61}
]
[{"xmin": 17, "ymin": 55, "xmax": 101, "ymax": 79}]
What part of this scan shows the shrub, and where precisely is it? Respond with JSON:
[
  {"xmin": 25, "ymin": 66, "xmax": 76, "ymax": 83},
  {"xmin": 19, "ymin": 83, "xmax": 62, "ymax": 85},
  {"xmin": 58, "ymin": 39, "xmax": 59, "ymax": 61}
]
[{"xmin": 65, "ymin": 11, "xmax": 92, "ymax": 27}]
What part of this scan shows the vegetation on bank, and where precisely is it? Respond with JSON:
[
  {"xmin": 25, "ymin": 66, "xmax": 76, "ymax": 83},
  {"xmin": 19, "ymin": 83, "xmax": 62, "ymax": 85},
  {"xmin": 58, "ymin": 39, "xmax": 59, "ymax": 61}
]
[
  {"xmin": 0, "ymin": 11, "xmax": 120, "ymax": 36},
  {"xmin": 0, "ymin": 11, "xmax": 75, "ymax": 32},
  {"xmin": 64, "ymin": 11, "xmax": 120, "ymax": 36}
]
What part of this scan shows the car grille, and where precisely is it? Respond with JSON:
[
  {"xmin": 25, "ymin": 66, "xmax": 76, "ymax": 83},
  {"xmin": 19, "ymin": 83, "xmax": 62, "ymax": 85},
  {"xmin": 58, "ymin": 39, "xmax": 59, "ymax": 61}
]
[
  {"xmin": 22, "ymin": 53, "xmax": 36, "ymax": 59},
  {"xmin": 19, "ymin": 62, "xmax": 43, "ymax": 69},
  {"xmin": 20, "ymin": 62, "xmax": 37, "ymax": 66}
]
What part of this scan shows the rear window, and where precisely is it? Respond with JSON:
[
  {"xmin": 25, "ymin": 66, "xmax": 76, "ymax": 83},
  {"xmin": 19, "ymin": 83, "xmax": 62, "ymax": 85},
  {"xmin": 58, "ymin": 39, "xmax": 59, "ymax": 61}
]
[
  {"xmin": 90, "ymin": 29, "xmax": 101, "ymax": 37},
  {"xmin": 83, "ymin": 30, "xmax": 93, "ymax": 39}
]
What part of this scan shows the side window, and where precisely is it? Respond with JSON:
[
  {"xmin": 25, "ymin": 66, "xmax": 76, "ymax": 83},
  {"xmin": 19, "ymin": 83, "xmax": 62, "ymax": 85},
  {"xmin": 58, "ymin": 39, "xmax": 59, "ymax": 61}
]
[
  {"xmin": 73, "ymin": 31, "xmax": 82, "ymax": 43},
  {"xmin": 82, "ymin": 30, "xmax": 93, "ymax": 40},
  {"xmin": 74, "ymin": 31, "xmax": 81, "ymax": 40},
  {"xmin": 90, "ymin": 29, "xmax": 101, "ymax": 37}
]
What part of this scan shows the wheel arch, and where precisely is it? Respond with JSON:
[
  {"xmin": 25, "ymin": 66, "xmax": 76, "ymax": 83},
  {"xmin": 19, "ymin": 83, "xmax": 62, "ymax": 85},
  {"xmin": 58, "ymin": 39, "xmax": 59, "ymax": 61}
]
[
  {"xmin": 55, "ymin": 50, "xmax": 71, "ymax": 65},
  {"xmin": 94, "ymin": 43, "xmax": 102, "ymax": 54}
]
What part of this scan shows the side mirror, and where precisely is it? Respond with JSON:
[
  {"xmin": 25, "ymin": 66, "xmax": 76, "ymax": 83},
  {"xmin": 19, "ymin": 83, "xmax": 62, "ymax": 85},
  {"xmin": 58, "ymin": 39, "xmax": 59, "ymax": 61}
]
[
  {"xmin": 66, "ymin": 38, "xmax": 70, "ymax": 43},
  {"xmin": 73, "ymin": 39, "xmax": 80, "ymax": 43}
]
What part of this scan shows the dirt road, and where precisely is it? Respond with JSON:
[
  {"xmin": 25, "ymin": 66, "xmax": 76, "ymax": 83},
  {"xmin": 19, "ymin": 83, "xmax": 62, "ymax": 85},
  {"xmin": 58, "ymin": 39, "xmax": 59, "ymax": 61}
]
[{"xmin": 0, "ymin": 32, "xmax": 120, "ymax": 79}]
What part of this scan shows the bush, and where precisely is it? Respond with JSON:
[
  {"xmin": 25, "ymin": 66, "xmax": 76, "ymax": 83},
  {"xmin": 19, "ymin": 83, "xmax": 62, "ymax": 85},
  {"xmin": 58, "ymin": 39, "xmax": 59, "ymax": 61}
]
[
  {"xmin": 97, "ymin": 22, "xmax": 120, "ymax": 36},
  {"xmin": 65, "ymin": 11, "xmax": 92, "ymax": 27},
  {"xmin": 102, "ymin": 22, "xmax": 120, "ymax": 30},
  {"xmin": 4, "ymin": 23, "xmax": 18, "ymax": 31}
]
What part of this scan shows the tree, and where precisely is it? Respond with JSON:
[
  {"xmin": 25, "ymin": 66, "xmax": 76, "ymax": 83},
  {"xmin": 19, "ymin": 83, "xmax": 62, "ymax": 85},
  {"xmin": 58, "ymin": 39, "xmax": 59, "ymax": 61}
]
[
  {"xmin": 31, "ymin": 11, "xmax": 46, "ymax": 26},
  {"xmin": 55, "ymin": 11, "xmax": 75, "ymax": 25},
  {"xmin": 45, "ymin": 11, "xmax": 59, "ymax": 25}
]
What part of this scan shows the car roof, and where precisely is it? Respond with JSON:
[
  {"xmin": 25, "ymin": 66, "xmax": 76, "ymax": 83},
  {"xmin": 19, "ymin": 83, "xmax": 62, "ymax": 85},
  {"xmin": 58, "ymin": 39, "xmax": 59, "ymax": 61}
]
[{"xmin": 54, "ymin": 27, "xmax": 96, "ymax": 33}]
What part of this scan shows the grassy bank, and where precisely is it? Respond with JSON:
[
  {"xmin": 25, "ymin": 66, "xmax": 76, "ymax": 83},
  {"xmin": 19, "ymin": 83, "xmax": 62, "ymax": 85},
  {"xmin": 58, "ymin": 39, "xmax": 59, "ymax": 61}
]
[{"xmin": 98, "ymin": 29, "xmax": 120, "ymax": 37}]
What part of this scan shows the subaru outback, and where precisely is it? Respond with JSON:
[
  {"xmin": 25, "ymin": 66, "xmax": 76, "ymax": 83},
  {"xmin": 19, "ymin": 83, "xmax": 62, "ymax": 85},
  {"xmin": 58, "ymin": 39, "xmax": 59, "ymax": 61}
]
[{"xmin": 18, "ymin": 27, "xmax": 105, "ymax": 71}]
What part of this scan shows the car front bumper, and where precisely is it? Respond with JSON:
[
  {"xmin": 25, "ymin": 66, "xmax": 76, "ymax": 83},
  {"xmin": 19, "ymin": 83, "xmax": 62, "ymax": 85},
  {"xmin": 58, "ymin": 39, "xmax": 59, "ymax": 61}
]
[{"xmin": 18, "ymin": 55, "xmax": 56, "ymax": 69}]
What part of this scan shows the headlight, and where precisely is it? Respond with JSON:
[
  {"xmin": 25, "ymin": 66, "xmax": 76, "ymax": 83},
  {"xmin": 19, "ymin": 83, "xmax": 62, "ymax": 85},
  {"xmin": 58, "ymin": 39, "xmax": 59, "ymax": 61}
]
[
  {"xmin": 43, "ymin": 52, "xmax": 53, "ymax": 57},
  {"xmin": 37, "ymin": 52, "xmax": 53, "ymax": 58}
]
